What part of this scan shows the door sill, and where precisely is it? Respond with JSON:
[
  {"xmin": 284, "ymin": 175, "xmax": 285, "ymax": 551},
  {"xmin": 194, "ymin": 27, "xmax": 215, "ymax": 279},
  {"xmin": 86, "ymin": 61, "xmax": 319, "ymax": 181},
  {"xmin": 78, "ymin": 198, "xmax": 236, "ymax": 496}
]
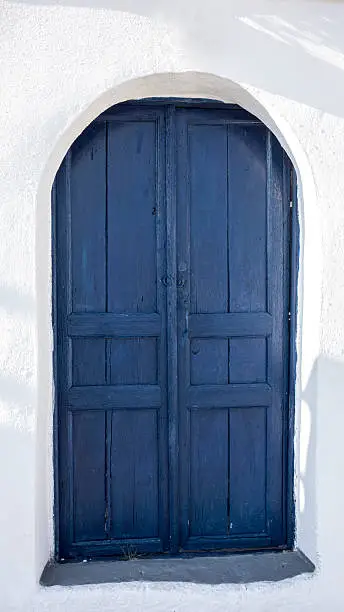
[{"xmin": 41, "ymin": 549, "xmax": 314, "ymax": 587}]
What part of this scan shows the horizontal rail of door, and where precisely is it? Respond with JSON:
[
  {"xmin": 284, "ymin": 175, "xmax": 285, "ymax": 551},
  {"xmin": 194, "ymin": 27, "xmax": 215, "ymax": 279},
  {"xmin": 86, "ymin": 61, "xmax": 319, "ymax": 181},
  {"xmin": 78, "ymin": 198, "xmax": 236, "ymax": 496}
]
[
  {"xmin": 181, "ymin": 535, "xmax": 273, "ymax": 552},
  {"xmin": 67, "ymin": 313, "xmax": 161, "ymax": 337},
  {"xmin": 66, "ymin": 384, "xmax": 271, "ymax": 410},
  {"xmin": 189, "ymin": 313, "xmax": 272, "ymax": 337},
  {"xmin": 66, "ymin": 385, "xmax": 161, "ymax": 410},
  {"xmin": 188, "ymin": 384, "xmax": 272, "ymax": 408},
  {"xmin": 98, "ymin": 102, "xmax": 262, "ymax": 123},
  {"xmin": 69, "ymin": 537, "xmax": 163, "ymax": 558},
  {"xmin": 96, "ymin": 107, "xmax": 165, "ymax": 122}
]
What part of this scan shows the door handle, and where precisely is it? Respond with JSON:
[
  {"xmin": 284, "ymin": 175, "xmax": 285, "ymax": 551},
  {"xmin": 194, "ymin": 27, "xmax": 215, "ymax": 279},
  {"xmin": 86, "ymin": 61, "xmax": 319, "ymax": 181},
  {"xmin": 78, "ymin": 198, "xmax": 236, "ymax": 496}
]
[
  {"xmin": 161, "ymin": 275, "xmax": 186, "ymax": 288},
  {"xmin": 161, "ymin": 275, "xmax": 173, "ymax": 287}
]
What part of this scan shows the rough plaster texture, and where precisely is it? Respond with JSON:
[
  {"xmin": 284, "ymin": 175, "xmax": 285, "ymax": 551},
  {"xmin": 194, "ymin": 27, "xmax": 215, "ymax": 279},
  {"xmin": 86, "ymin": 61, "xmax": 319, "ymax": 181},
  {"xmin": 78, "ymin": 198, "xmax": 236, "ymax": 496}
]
[{"xmin": 1, "ymin": 0, "xmax": 344, "ymax": 609}]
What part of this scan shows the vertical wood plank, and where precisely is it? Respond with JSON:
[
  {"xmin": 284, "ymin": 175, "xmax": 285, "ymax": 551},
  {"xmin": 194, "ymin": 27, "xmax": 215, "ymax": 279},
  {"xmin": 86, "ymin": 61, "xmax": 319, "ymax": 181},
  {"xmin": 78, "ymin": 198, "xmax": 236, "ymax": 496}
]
[
  {"xmin": 287, "ymin": 164, "xmax": 298, "ymax": 547},
  {"xmin": 175, "ymin": 109, "xmax": 190, "ymax": 549},
  {"xmin": 55, "ymin": 152, "xmax": 74, "ymax": 555},
  {"xmin": 189, "ymin": 124, "xmax": 228, "ymax": 314},
  {"xmin": 107, "ymin": 120, "xmax": 157, "ymax": 314},
  {"xmin": 110, "ymin": 338, "xmax": 157, "ymax": 384},
  {"xmin": 228, "ymin": 125, "xmax": 267, "ymax": 313},
  {"xmin": 229, "ymin": 337, "xmax": 267, "ymax": 384},
  {"xmin": 266, "ymin": 132, "xmax": 289, "ymax": 544},
  {"xmin": 71, "ymin": 123, "xmax": 106, "ymax": 313},
  {"xmin": 166, "ymin": 105, "xmax": 179, "ymax": 552},
  {"xmin": 154, "ymin": 110, "xmax": 169, "ymax": 550},
  {"xmin": 111, "ymin": 410, "xmax": 159, "ymax": 539},
  {"xmin": 191, "ymin": 339, "xmax": 228, "ymax": 385},
  {"xmin": 72, "ymin": 339, "xmax": 106, "ymax": 386},
  {"xmin": 229, "ymin": 407, "xmax": 267, "ymax": 535},
  {"xmin": 73, "ymin": 411, "xmax": 106, "ymax": 542},
  {"xmin": 190, "ymin": 409, "xmax": 229, "ymax": 536}
]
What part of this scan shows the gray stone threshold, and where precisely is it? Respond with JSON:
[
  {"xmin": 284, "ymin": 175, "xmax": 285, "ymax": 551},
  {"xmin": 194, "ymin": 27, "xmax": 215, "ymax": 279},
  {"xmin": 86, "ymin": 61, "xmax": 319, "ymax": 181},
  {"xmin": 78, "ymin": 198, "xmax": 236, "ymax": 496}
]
[{"xmin": 41, "ymin": 549, "xmax": 315, "ymax": 587}]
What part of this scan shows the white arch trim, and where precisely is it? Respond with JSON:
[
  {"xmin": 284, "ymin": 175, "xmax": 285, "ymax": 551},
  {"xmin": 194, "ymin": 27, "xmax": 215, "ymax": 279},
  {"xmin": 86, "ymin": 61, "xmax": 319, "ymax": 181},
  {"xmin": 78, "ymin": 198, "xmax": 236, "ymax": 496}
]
[{"xmin": 35, "ymin": 71, "xmax": 320, "ymax": 578}]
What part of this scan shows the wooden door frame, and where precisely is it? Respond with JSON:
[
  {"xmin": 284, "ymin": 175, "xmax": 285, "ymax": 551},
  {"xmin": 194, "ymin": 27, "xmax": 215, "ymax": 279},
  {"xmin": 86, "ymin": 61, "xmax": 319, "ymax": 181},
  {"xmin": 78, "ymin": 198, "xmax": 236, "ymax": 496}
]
[{"xmin": 51, "ymin": 98, "xmax": 298, "ymax": 560}]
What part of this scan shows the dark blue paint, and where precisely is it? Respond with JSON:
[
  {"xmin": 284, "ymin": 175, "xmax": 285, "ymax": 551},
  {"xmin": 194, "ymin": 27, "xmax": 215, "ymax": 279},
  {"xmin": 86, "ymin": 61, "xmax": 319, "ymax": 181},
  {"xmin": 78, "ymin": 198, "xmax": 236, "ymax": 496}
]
[
  {"xmin": 165, "ymin": 105, "xmax": 179, "ymax": 553},
  {"xmin": 229, "ymin": 407, "xmax": 267, "ymax": 536},
  {"xmin": 175, "ymin": 109, "xmax": 291, "ymax": 550},
  {"xmin": 287, "ymin": 167, "xmax": 299, "ymax": 548},
  {"xmin": 53, "ymin": 100, "xmax": 295, "ymax": 560},
  {"xmin": 190, "ymin": 409, "xmax": 229, "ymax": 536},
  {"xmin": 110, "ymin": 410, "xmax": 159, "ymax": 538},
  {"xmin": 73, "ymin": 411, "xmax": 106, "ymax": 542}
]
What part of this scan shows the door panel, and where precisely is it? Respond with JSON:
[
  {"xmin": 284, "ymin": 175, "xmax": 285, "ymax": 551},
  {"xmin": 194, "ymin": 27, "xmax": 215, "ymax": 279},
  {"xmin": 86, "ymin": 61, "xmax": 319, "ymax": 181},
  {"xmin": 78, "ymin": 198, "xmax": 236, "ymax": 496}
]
[
  {"xmin": 176, "ymin": 109, "xmax": 289, "ymax": 551},
  {"xmin": 72, "ymin": 339, "xmax": 106, "ymax": 386},
  {"xmin": 71, "ymin": 123, "xmax": 106, "ymax": 314},
  {"xmin": 72, "ymin": 411, "xmax": 106, "ymax": 542},
  {"xmin": 109, "ymin": 338, "xmax": 158, "ymax": 385},
  {"xmin": 229, "ymin": 337, "xmax": 267, "ymax": 384},
  {"xmin": 55, "ymin": 102, "xmax": 291, "ymax": 560},
  {"xmin": 191, "ymin": 338, "xmax": 228, "ymax": 385},
  {"xmin": 227, "ymin": 125, "xmax": 267, "ymax": 313},
  {"xmin": 107, "ymin": 120, "xmax": 158, "ymax": 314},
  {"xmin": 110, "ymin": 409, "xmax": 159, "ymax": 539},
  {"xmin": 56, "ymin": 108, "xmax": 168, "ymax": 559},
  {"xmin": 188, "ymin": 124, "xmax": 228, "ymax": 314},
  {"xmin": 190, "ymin": 409, "xmax": 229, "ymax": 537},
  {"xmin": 229, "ymin": 407, "xmax": 267, "ymax": 536}
]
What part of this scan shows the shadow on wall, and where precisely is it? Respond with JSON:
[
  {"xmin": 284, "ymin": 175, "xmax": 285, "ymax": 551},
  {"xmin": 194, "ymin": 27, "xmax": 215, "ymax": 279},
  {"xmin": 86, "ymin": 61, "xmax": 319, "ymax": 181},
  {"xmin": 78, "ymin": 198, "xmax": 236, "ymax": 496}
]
[
  {"xmin": 310, "ymin": 354, "xmax": 344, "ymax": 572},
  {"xmin": 7, "ymin": 0, "xmax": 344, "ymax": 117},
  {"xmin": 291, "ymin": 351, "xmax": 344, "ymax": 569},
  {"xmin": 0, "ymin": 283, "xmax": 37, "ymax": 594}
]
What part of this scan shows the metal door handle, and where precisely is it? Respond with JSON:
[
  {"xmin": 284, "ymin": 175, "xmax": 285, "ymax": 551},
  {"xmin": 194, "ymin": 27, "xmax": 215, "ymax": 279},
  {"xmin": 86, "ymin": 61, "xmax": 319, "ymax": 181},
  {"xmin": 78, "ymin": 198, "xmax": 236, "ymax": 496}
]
[
  {"xmin": 161, "ymin": 275, "xmax": 185, "ymax": 288},
  {"xmin": 161, "ymin": 275, "xmax": 173, "ymax": 287}
]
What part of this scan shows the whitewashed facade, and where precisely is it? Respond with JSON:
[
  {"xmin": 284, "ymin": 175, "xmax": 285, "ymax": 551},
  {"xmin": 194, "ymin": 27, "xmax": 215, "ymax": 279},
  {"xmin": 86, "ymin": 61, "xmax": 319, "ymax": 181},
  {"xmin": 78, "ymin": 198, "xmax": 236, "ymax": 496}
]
[{"xmin": 1, "ymin": 0, "xmax": 344, "ymax": 609}]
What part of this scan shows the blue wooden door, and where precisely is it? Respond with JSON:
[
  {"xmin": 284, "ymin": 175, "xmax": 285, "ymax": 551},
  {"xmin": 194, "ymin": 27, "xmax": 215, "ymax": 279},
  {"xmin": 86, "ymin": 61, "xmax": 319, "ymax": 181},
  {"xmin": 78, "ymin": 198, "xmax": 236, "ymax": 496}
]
[
  {"xmin": 54, "ymin": 102, "xmax": 291, "ymax": 560},
  {"xmin": 175, "ymin": 107, "xmax": 290, "ymax": 552}
]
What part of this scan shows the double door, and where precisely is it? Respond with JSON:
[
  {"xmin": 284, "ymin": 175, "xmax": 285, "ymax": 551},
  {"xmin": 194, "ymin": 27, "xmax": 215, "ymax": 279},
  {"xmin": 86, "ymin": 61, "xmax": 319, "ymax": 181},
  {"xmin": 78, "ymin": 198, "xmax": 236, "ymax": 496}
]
[{"xmin": 55, "ymin": 101, "xmax": 291, "ymax": 559}]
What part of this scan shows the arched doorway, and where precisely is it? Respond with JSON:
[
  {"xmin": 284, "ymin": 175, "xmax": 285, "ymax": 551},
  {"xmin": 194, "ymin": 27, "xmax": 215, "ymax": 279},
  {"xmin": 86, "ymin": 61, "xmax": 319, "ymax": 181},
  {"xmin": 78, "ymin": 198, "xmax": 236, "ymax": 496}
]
[{"xmin": 53, "ymin": 99, "xmax": 295, "ymax": 560}]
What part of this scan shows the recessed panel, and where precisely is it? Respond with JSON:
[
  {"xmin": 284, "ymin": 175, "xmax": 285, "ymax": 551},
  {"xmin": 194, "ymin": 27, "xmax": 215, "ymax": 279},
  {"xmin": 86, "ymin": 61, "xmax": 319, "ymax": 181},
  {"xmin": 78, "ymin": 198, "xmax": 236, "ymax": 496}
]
[
  {"xmin": 111, "ymin": 409, "xmax": 159, "ymax": 539},
  {"xmin": 190, "ymin": 409, "xmax": 229, "ymax": 536},
  {"xmin": 228, "ymin": 125, "xmax": 267, "ymax": 313},
  {"xmin": 229, "ymin": 407, "xmax": 267, "ymax": 535},
  {"xmin": 190, "ymin": 339, "xmax": 228, "ymax": 385},
  {"xmin": 189, "ymin": 124, "xmax": 228, "ymax": 314},
  {"xmin": 107, "ymin": 121, "xmax": 158, "ymax": 314},
  {"xmin": 229, "ymin": 337, "xmax": 267, "ymax": 384},
  {"xmin": 110, "ymin": 338, "xmax": 158, "ymax": 385},
  {"xmin": 73, "ymin": 410, "xmax": 106, "ymax": 542},
  {"xmin": 72, "ymin": 338, "xmax": 106, "ymax": 386},
  {"xmin": 71, "ymin": 123, "xmax": 106, "ymax": 313}
]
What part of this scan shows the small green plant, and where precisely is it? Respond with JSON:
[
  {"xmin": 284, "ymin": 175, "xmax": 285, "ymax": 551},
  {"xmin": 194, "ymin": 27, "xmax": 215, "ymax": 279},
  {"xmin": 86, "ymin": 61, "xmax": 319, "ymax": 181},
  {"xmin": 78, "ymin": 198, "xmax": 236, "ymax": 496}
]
[{"xmin": 120, "ymin": 544, "xmax": 139, "ymax": 561}]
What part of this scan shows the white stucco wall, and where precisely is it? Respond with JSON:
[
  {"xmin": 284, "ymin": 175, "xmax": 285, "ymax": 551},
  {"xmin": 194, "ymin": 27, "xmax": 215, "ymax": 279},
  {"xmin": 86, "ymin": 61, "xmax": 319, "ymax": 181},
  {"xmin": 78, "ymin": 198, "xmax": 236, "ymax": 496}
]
[{"xmin": 1, "ymin": 0, "xmax": 344, "ymax": 609}]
